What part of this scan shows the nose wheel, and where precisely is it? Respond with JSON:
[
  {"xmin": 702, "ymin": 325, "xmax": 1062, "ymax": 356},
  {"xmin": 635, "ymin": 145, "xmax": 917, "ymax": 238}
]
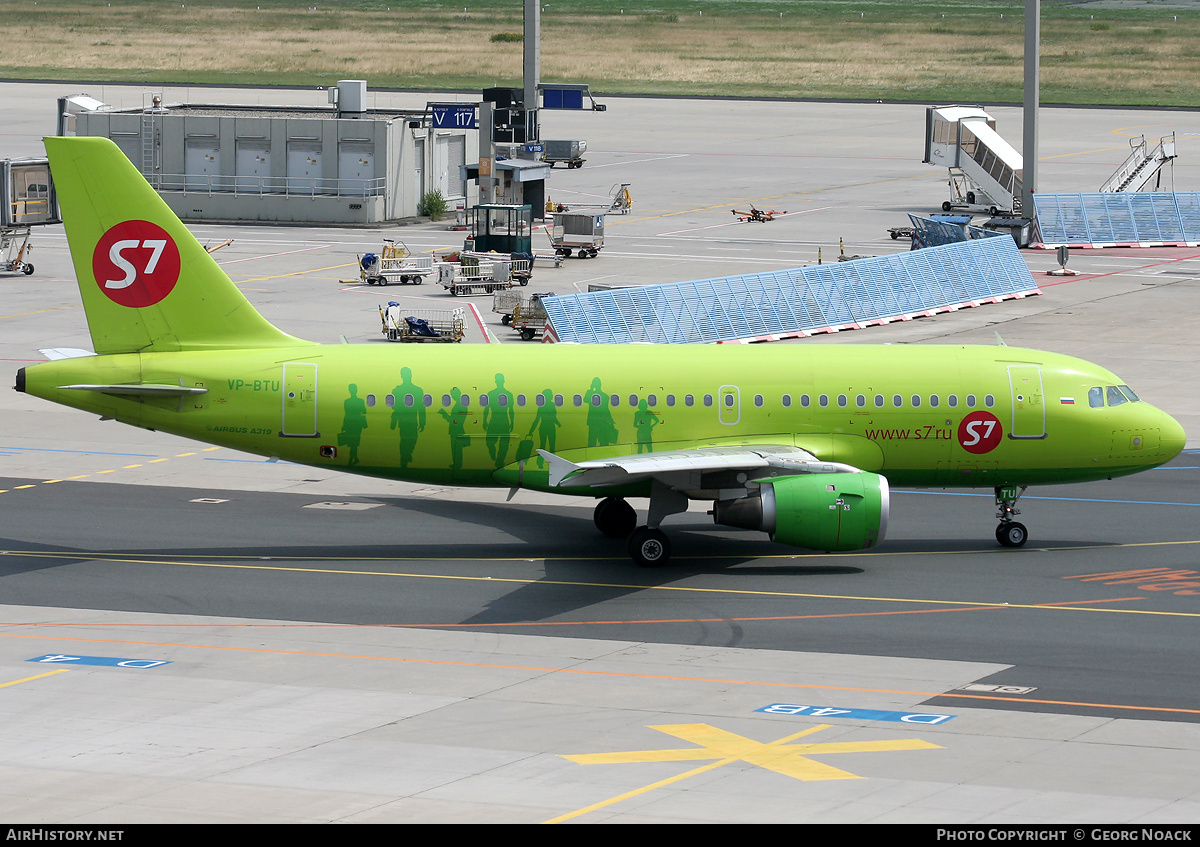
[
  {"xmin": 995, "ymin": 485, "xmax": 1029, "ymax": 548},
  {"xmin": 996, "ymin": 521, "xmax": 1028, "ymax": 548}
]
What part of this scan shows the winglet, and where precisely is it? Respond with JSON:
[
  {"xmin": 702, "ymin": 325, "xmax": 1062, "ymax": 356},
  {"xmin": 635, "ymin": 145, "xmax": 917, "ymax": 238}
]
[{"xmin": 537, "ymin": 450, "xmax": 580, "ymax": 487}]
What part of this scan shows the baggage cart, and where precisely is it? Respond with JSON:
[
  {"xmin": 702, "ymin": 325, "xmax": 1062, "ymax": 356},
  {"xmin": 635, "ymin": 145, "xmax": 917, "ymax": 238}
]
[
  {"xmin": 492, "ymin": 289, "xmax": 523, "ymax": 324},
  {"xmin": 508, "ymin": 292, "xmax": 554, "ymax": 341},
  {"xmin": 379, "ymin": 302, "xmax": 465, "ymax": 342},
  {"xmin": 542, "ymin": 139, "xmax": 587, "ymax": 169},
  {"xmin": 358, "ymin": 240, "xmax": 434, "ymax": 286},
  {"xmin": 438, "ymin": 251, "xmax": 532, "ymax": 296},
  {"xmin": 550, "ymin": 211, "xmax": 604, "ymax": 259}
]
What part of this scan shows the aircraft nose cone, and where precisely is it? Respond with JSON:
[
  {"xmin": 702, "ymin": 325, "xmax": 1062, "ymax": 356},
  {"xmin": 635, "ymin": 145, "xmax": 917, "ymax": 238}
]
[{"xmin": 1160, "ymin": 412, "xmax": 1187, "ymax": 464}]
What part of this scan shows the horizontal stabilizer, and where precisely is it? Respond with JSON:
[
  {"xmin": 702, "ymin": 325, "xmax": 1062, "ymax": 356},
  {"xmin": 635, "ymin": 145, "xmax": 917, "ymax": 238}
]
[
  {"xmin": 39, "ymin": 348, "xmax": 96, "ymax": 360},
  {"xmin": 58, "ymin": 383, "xmax": 208, "ymax": 397}
]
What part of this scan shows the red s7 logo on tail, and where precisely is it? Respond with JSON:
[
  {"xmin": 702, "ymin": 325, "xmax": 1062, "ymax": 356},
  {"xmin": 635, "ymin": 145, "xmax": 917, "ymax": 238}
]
[{"xmin": 92, "ymin": 221, "xmax": 181, "ymax": 307}]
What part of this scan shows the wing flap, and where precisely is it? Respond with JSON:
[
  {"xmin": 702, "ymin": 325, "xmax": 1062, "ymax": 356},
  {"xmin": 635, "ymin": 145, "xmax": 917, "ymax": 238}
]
[{"xmin": 539, "ymin": 444, "xmax": 858, "ymax": 489}]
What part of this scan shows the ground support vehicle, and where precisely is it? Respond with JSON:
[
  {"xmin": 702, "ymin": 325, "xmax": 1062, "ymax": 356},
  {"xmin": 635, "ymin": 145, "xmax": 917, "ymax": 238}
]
[
  {"xmin": 0, "ymin": 227, "xmax": 33, "ymax": 275},
  {"xmin": 888, "ymin": 226, "xmax": 915, "ymax": 240},
  {"xmin": 437, "ymin": 252, "xmax": 532, "ymax": 297},
  {"xmin": 542, "ymin": 139, "xmax": 587, "ymax": 169},
  {"xmin": 499, "ymin": 291, "xmax": 554, "ymax": 341},
  {"xmin": 549, "ymin": 211, "xmax": 605, "ymax": 259},
  {"xmin": 357, "ymin": 240, "xmax": 434, "ymax": 286},
  {"xmin": 379, "ymin": 302, "xmax": 465, "ymax": 342}
]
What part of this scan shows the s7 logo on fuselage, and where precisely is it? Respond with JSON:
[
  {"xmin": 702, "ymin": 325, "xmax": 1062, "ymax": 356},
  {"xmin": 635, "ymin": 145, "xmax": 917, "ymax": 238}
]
[{"xmin": 957, "ymin": 411, "xmax": 1003, "ymax": 454}]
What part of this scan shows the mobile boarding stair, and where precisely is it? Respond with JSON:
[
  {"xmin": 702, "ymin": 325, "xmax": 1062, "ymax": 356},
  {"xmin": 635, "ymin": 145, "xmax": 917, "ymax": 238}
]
[
  {"xmin": 1099, "ymin": 133, "xmax": 1177, "ymax": 194},
  {"xmin": 924, "ymin": 106, "xmax": 1022, "ymax": 216}
]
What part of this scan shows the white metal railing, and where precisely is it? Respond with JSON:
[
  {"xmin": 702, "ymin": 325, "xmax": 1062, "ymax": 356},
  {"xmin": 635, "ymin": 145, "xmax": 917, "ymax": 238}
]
[
  {"xmin": 1099, "ymin": 136, "xmax": 1149, "ymax": 194},
  {"xmin": 143, "ymin": 173, "xmax": 386, "ymax": 197}
]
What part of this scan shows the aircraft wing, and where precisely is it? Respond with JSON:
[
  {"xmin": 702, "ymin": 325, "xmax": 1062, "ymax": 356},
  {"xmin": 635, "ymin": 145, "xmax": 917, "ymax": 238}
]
[{"xmin": 538, "ymin": 444, "xmax": 861, "ymax": 489}]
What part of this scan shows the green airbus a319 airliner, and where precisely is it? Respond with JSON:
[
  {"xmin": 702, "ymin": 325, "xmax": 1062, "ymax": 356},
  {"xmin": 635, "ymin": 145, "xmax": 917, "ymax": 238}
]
[{"xmin": 15, "ymin": 137, "xmax": 1187, "ymax": 566}]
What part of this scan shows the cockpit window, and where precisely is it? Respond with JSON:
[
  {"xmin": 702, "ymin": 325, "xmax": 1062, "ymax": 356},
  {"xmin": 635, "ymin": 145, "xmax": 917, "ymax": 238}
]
[
  {"xmin": 1088, "ymin": 387, "xmax": 1103, "ymax": 408},
  {"xmin": 1118, "ymin": 385, "xmax": 1140, "ymax": 403},
  {"xmin": 1106, "ymin": 386, "xmax": 1128, "ymax": 407}
]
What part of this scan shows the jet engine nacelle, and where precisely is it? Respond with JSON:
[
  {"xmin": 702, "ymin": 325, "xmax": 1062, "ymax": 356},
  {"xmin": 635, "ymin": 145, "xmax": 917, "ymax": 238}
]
[{"xmin": 712, "ymin": 472, "xmax": 889, "ymax": 552}]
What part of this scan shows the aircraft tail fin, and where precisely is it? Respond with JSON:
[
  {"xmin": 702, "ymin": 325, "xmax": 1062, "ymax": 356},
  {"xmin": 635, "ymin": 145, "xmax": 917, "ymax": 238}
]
[{"xmin": 43, "ymin": 136, "xmax": 302, "ymax": 355}]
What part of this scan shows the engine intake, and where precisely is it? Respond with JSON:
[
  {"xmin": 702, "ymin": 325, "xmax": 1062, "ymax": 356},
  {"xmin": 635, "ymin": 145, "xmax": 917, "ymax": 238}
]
[{"xmin": 713, "ymin": 472, "xmax": 889, "ymax": 552}]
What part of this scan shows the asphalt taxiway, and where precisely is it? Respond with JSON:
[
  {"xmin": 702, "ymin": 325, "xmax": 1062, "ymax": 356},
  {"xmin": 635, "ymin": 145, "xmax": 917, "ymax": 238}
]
[{"xmin": 2, "ymin": 82, "xmax": 1200, "ymax": 822}]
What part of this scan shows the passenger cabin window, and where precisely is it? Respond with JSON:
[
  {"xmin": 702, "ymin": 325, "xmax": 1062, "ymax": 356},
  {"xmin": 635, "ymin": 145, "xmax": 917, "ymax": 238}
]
[
  {"xmin": 947, "ymin": 395, "xmax": 958, "ymax": 408},
  {"xmin": 893, "ymin": 394, "xmax": 902, "ymax": 407},
  {"xmin": 984, "ymin": 394, "xmax": 995, "ymax": 407},
  {"xmin": 685, "ymin": 394, "xmax": 695, "ymax": 407},
  {"xmin": 801, "ymin": 395, "xmax": 810, "ymax": 407},
  {"xmin": 966, "ymin": 394, "xmax": 977, "ymax": 408},
  {"xmin": 782, "ymin": 394, "xmax": 792, "ymax": 407}
]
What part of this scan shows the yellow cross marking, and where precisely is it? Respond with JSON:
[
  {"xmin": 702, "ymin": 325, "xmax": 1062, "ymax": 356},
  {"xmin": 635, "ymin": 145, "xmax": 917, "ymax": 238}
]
[{"xmin": 547, "ymin": 723, "xmax": 941, "ymax": 822}]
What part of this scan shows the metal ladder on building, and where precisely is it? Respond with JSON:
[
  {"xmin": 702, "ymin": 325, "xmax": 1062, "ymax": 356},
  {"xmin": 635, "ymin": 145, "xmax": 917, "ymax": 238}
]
[
  {"xmin": 1099, "ymin": 133, "xmax": 1177, "ymax": 193},
  {"xmin": 140, "ymin": 92, "xmax": 164, "ymax": 188}
]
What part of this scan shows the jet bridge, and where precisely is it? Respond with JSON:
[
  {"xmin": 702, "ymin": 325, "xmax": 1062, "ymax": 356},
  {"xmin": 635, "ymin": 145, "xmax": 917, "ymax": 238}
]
[{"xmin": 924, "ymin": 106, "xmax": 1023, "ymax": 216}]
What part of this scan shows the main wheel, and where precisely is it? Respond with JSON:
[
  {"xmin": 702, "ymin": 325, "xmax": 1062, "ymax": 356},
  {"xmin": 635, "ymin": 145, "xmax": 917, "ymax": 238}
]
[
  {"xmin": 594, "ymin": 497, "xmax": 637, "ymax": 539},
  {"xmin": 996, "ymin": 522, "xmax": 1028, "ymax": 548},
  {"xmin": 628, "ymin": 526, "xmax": 671, "ymax": 568}
]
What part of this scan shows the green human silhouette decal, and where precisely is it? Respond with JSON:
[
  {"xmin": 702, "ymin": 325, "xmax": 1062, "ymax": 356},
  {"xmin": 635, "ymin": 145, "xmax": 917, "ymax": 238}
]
[
  {"xmin": 439, "ymin": 387, "xmax": 471, "ymax": 471},
  {"xmin": 338, "ymin": 383, "xmax": 368, "ymax": 466},
  {"xmin": 528, "ymin": 389, "xmax": 561, "ymax": 467},
  {"xmin": 389, "ymin": 367, "xmax": 425, "ymax": 470},
  {"xmin": 585, "ymin": 377, "xmax": 619, "ymax": 447},
  {"xmin": 483, "ymin": 373, "xmax": 515, "ymax": 468},
  {"xmin": 634, "ymin": 398, "xmax": 660, "ymax": 453}
]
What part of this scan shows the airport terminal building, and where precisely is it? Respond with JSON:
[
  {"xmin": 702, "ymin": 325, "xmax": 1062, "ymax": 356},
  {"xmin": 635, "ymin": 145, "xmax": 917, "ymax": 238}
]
[{"xmin": 62, "ymin": 82, "xmax": 479, "ymax": 224}]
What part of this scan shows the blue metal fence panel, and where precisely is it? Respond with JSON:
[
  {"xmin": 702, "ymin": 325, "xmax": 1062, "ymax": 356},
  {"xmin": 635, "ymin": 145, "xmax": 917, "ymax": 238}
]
[
  {"xmin": 543, "ymin": 235, "xmax": 1038, "ymax": 344},
  {"xmin": 1034, "ymin": 192, "xmax": 1200, "ymax": 244}
]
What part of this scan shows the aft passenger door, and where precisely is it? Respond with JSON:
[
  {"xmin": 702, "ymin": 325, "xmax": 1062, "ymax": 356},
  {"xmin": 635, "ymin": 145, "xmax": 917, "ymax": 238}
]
[{"xmin": 281, "ymin": 362, "xmax": 319, "ymax": 437}]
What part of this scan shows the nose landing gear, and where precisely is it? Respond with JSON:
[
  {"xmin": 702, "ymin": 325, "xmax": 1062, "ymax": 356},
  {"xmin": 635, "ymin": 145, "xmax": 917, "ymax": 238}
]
[{"xmin": 995, "ymin": 485, "xmax": 1028, "ymax": 548}]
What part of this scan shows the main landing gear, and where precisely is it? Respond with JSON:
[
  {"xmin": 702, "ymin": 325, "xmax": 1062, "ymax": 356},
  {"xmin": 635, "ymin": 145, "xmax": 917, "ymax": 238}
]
[
  {"xmin": 593, "ymin": 481, "xmax": 689, "ymax": 567},
  {"xmin": 995, "ymin": 485, "xmax": 1028, "ymax": 548}
]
